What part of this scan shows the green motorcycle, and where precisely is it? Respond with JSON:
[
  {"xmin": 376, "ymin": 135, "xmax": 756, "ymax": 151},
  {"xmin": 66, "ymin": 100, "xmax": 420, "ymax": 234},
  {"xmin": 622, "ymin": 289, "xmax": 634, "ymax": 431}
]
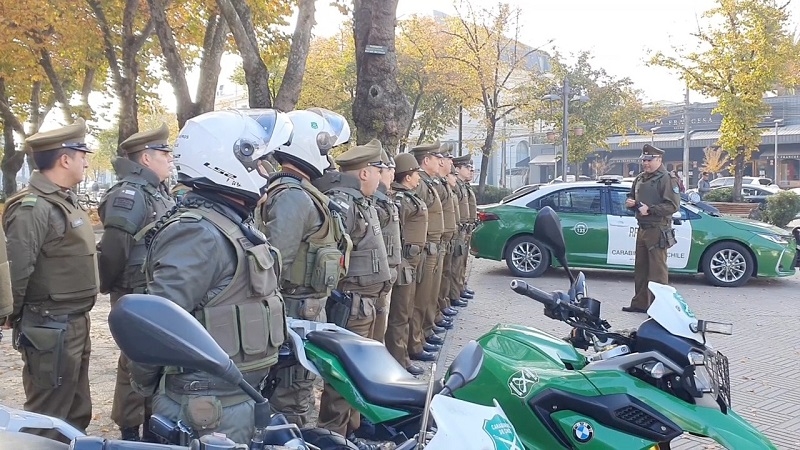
[{"xmin": 451, "ymin": 206, "xmax": 776, "ymax": 449}]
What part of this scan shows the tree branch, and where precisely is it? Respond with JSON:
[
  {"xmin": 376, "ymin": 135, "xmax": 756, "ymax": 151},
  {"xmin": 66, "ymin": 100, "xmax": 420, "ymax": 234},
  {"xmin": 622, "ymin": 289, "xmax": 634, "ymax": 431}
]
[
  {"xmin": 274, "ymin": 0, "xmax": 316, "ymax": 111},
  {"xmin": 86, "ymin": 0, "xmax": 123, "ymax": 86},
  {"xmin": 37, "ymin": 49, "xmax": 72, "ymax": 121},
  {"xmin": 196, "ymin": 12, "xmax": 229, "ymax": 113},
  {"xmin": 148, "ymin": 0, "xmax": 192, "ymax": 107}
]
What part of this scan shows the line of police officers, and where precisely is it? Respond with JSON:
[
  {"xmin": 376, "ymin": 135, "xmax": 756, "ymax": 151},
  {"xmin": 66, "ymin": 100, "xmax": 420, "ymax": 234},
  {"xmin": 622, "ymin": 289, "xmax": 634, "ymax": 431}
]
[{"xmin": 0, "ymin": 108, "xmax": 477, "ymax": 447}]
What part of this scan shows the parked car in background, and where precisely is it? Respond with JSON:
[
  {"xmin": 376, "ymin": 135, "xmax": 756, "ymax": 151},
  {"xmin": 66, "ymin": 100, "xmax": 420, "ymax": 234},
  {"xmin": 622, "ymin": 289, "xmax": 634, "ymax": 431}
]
[
  {"xmin": 709, "ymin": 176, "xmax": 781, "ymax": 192},
  {"xmin": 548, "ymin": 175, "xmax": 591, "ymax": 184},
  {"xmin": 471, "ymin": 178, "xmax": 798, "ymax": 287}
]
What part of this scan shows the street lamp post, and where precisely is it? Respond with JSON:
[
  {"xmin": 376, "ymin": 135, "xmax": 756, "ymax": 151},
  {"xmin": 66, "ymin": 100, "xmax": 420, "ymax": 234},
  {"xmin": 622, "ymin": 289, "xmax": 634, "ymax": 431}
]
[
  {"xmin": 542, "ymin": 77, "xmax": 588, "ymax": 181},
  {"xmin": 650, "ymin": 126, "xmax": 662, "ymax": 145},
  {"xmin": 773, "ymin": 119, "xmax": 783, "ymax": 184}
]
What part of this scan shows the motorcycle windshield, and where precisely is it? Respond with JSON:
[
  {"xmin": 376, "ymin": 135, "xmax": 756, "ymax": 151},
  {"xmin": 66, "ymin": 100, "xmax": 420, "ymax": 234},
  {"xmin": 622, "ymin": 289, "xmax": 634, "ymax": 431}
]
[{"xmin": 646, "ymin": 282, "xmax": 704, "ymax": 344}]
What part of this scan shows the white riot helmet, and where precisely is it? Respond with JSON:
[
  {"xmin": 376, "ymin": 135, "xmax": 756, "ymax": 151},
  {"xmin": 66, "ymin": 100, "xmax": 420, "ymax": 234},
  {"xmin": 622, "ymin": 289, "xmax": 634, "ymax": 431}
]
[
  {"xmin": 272, "ymin": 108, "xmax": 351, "ymax": 179},
  {"xmin": 174, "ymin": 109, "xmax": 293, "ymax": 204}
]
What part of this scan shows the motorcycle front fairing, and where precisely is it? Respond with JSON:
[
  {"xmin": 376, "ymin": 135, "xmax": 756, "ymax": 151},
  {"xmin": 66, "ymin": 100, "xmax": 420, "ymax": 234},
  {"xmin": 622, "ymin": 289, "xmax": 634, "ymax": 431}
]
[{"xmin": 585, "ymin": 371, "xmax": 776, "ymax": 449}]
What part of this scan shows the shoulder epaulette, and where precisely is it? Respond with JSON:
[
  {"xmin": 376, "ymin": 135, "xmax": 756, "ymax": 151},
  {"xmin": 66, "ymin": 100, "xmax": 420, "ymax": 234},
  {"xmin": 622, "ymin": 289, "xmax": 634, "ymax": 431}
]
[{"xmin": 21, "ymin": 194, "xmax": 38, "ymax": 208}]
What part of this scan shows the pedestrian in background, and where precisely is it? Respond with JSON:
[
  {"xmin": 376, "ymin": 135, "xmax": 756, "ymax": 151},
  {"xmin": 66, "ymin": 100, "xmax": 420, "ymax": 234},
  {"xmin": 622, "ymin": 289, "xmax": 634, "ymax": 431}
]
[{"xmin": 697, "ymin": 172, "xmax": 711, "ymax": 199}]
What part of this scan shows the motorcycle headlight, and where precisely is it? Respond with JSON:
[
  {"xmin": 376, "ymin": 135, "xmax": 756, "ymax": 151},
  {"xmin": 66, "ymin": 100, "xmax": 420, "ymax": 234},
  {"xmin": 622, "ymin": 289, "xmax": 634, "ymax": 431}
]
[{"xmin": 687, "ymin": 351, "xmax": 705, "ymax": 366}]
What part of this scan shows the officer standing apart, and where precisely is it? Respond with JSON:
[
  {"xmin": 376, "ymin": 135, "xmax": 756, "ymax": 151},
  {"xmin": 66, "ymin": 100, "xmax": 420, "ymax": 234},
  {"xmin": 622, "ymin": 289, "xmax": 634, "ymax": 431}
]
[
  {"xmin": 384, "ymin": 153, "xmax": 428, "ymax": 375},
  {"xmin": 2, "ymin": 119, "xmax": 98, "ymax": 438},
  {"xmin": 128, "ymin": 110, "xmax": 294, "ymax": 444},
  {"xmin": 314, "ymin": 139, "xmax": 391, "ymax": 440},
  {"xmin": 255, "ymin": 107, "xmax": 351, "ymax": 427},
  {"xmin": 372, "ymin": 148, "xmax": 401, "ymax": 343},
  {"xmin": 623, "ymin": 144, "xmax": 680, "ymax": 313},
  {"xmin": 97, "ymin": 123, "xmax": 175, "ymax": 441}
]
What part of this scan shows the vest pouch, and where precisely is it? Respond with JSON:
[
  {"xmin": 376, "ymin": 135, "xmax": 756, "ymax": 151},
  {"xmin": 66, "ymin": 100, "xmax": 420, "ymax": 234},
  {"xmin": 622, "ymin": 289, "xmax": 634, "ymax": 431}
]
[
  {"xmin": 310, "ymin": 246, "xmax": 344, "ymax": 294},
  {"xmin": 396, "ymin": 263, "xmax": 415, "ymax": 287},
  {"xmin": 204, "ymin": 305, "xmax": 240, "ymax": 358},
  {"xmin": 246, "ymin": 244, "xmax": 279, "ymax": 297},
  {"xmin": 265, "ymin": 296, "xmax": 287, "ymax": 352},
  {"xmin": 18, "ymin": 321, "xmax": 67, "ymax": 388},
  {"xmin": 236, "ymin": 302, "xmax": 270, "ymax": 357}
]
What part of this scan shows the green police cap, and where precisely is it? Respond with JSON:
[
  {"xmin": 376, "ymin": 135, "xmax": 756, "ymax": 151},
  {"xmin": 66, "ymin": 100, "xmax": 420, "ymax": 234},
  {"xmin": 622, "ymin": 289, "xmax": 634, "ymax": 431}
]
[
  {"xmin": 394, "ymin": 153, "xmax": 419, "ymax": 174},
  {"xmin": 381, "ymin": 148, "xmax": 396, "ymax": 168},
  {"xmin": 409, "ymin": 140, "xmax": 444, "ymax": 158},
  {"xmin": 336, "ymin": 139, "xmax": 385, "ymax": 171},
  {"xmin": 438, "ymin": 143, "xmax": 455, "ymax": 158},
  {"xmin": 640, "ymin": 144, "xmax": 664, "ymax": 161},
  {"xmin": 120, "ymin": 122, "xmax": 171, "ymax": 154},
  {"xmin": 452, "ymin": 154, "xmax": 473, "ymax": 167},
  {"xmin": 26, "ymin": 118, "xmax": 92, "ymax": 153}
]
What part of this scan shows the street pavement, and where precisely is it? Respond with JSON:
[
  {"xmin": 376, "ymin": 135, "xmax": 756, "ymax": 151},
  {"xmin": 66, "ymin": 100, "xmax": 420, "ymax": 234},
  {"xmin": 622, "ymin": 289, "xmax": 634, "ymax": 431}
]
[{"xmin": 437, "ymin": 258, "xmax": 800, "ymax": 450}]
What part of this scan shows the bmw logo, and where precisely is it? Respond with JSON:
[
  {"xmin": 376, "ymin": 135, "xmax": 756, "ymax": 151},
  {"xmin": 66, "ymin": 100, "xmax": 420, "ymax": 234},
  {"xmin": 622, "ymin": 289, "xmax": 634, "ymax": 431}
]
[{"xmin": 572, "ymin": 421, "xmax": 594, "ymax": 443}]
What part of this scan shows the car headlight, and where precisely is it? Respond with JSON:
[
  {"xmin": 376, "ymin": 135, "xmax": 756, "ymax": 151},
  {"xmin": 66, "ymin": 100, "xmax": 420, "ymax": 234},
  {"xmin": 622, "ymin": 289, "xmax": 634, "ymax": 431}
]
[{"xmin": 758, "ymin": 233, "xmax": 788, "ymax": 244}]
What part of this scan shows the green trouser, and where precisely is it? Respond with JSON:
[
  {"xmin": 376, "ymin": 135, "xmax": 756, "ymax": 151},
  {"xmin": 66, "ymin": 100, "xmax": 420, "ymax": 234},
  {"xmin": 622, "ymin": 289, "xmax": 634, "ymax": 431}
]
[
  {"xmin": 437, "ymin": 232, "xmax": 454, "ymax": 311},
  {"xmin": 386, "ymin": 254, "xmax": 422, "ymax": 367},
  {"xmin": 631, "ymin": 227, "xmax": 669, "ymax": 309},
  {"xmin": 449, "ymin": 232, "xmax": 468, "ymax": 300},
  {"xmin": 317, "ymin": 293, "xmax": 376, "ymax": 437},
  {"xmin": 110, "ymin": 292, "xmax": 152, "ymax": 430},
  {"xmin": 18, "ymin": 308, "xmax": 93, "ymax": 442},
  {"xmin": 268, "ymin": 295, "xmax": 326, "ymax": 427},
  {"xmin": 372, "ymin": 289, "xmax": 391, "ymax": 343}
]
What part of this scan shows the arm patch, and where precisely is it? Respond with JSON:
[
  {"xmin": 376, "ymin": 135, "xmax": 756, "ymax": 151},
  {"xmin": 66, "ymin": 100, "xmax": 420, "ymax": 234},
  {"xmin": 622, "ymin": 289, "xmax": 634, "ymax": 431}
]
[{"xmin": 112, "ymin": 197, "xmax": 135, "ymax": 210}]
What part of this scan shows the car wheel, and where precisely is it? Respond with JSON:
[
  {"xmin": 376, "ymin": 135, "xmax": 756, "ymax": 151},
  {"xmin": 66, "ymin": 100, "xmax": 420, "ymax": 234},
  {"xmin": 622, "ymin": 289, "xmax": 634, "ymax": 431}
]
[
  {"xmin": 504, "ymin": 235, "xmax": 551, "ymax": 278},
  {"xmin": 701, "ymin": 242, "xmax": 753, "ymax": 287}
]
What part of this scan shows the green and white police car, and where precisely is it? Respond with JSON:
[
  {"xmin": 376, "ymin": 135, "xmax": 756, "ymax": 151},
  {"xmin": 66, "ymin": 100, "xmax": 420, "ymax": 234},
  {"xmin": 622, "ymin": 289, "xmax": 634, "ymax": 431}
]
[{"xmin": 471, "ymin": 178, "xmax": 798, "ymax": 287}]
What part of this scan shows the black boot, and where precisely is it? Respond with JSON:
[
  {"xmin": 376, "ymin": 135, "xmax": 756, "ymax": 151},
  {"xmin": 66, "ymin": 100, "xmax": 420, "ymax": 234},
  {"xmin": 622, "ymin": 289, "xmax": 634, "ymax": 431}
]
[{"xmin": 120, "ymin": 426, "xmax": 141, "ymax": 441}]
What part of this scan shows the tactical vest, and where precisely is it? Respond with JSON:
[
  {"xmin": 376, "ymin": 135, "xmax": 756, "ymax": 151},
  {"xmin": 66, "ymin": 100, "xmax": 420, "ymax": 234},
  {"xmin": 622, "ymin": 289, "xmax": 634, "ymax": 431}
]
[
  {"xmin": 633, "ymin": 169, "xmax": 672, "ymax": 227},
  {"xmin": 394, "ymin": 189, "xmax": 428, "ymax": 246},
  {"xmin": 438, "ymin": 179, "xmax": 457, "ymax": 233},
  {"xmin": 467, "ymin": 184, "xmax": 477, "ymax": 222},
  {"xmin": 418, "ymin": 174, "xmax": 444, "ymax": 240},
  {"xmin": 102, "ymin": 178, "xmax": 174, "ymax": 291},
  {"xmin": 4, "ymin": 190, "xmax": 98, "ymax": 311},
  {"xmin": 263, "ymin": 177, "xmax": 352, "ymax": 297},
  {"xmin": 325, "ymin": 186, "xmax": 391, "ymax": 292},
  {"xmin": 148, "ymin": 206, "xmax": 287, "ymax": 374},
  {"xmin": 373, "ymin": 188, "xmax": 402, "ymax": 269},
  {"xmin": 457, "ymin": 180, "xmax": 471, "ymax": 223}
]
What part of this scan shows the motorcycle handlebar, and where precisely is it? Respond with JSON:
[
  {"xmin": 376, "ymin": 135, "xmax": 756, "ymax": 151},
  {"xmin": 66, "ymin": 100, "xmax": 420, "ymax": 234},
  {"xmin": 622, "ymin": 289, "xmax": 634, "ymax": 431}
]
[
  {"xmin": 510, "ymin": 280, "xmax": 556, "ymax": 308},
  {"xmin": 510, "ymin": 280, "xmax": 593, "ymax": 320}
]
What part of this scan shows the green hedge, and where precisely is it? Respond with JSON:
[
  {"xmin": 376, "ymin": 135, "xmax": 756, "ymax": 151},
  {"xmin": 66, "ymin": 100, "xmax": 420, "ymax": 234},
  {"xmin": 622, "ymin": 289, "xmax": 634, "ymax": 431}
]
[
  {"xmin": 476, "ymin": 185, "xmax": 512, "ymax": 205},
  {"xmin": 703, "ymin": 187, "xmax": 733, "ymax": 202},
  {"xmin": 762, "ymin": 191, "xmax": 800, "ymax": 228}
]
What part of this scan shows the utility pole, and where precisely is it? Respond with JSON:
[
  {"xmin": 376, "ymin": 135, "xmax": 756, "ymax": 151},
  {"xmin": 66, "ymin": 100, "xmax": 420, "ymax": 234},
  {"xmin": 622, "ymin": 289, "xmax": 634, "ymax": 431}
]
[
  {"xmin": 562, "ymin": 77, "xmax": 570, "ymax": 180},
  {"xmin": 682, "ymin": 86, "xmax": 691, "ymax": 186},
  {"xmin": 458, "ymin": 105, "xmax": 463, "ymax": 156}
]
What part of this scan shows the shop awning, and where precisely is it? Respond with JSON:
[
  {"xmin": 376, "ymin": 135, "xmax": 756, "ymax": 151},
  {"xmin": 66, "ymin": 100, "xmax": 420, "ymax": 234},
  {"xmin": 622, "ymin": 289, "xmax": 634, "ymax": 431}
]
[
  {"xmin": 530, "ymin": 154, "xmax": 559, "ymax": 165},
  {"xmin": 758, "ymin": 149, "xmax": 800, "ymax": 159}
]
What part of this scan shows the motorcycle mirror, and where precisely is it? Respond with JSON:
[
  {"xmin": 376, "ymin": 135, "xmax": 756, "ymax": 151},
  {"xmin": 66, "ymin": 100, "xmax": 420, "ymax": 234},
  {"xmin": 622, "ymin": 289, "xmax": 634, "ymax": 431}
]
[
  {"xmin": 108, "ymin": 294, "xmax": 244, "ymax": 387},
  {"xmin": 534, "ymin": 206, "xmax": 574, "ymax": 284},
  {"xmin": 444, "ymin": 340, "xmax": 484, "ymax": 393}
]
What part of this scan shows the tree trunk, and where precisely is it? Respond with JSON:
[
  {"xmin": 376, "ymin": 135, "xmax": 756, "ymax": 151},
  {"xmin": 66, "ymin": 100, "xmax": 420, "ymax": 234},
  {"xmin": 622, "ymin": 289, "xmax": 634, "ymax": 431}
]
[
  {"xmin": 273, "ymin": 0, "xmax": 315, "ymax": 111},
  {"xmin": 351, "ymin": 0, "xmax": 411, "ymax": 151},
  {"xmin": 732, "ymin": 152, "xmax": 745, "ymax": 203},
  {"xmin": 216, "ymin": 0, "xmax": 272, "ymax": 108},
  {"xmin": 399, "ymin": 88, "xmax": 423, "ymax": 153},
  {"xmin": 477, "ymin": 121, "xmax": 497, "ymax": 200},
  {"xmin": 149, "ymin": 0, "xmax": 227, "ymax": 128},
  {"xmin": 86, "ymin": 0, "xmax": 154, "ymax": 146}
]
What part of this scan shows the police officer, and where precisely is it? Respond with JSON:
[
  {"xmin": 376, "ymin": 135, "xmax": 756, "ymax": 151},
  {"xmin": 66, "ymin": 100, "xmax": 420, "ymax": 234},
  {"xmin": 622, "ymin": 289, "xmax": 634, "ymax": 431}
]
[
  {"xmin": 446, "ymin": 160, "xmax": 470, "ymax": 308},
  {"xmin": 408, "ymin": 142, "xmax": 448, "ymax": 363},
  {"xmin": 128, "ymin": 110, "xmax": 294, "ymax": 444},
  {"xmin": 0, "ymin": 225, "xmax": 11, "ymax": 340},
  {"xmin": 313, "ymin": 139, "xmax": 392, "ymax": 440},
  {"xmin": 255, "ymin": 107, "xmax": 351, "ymax": 427},
  {"xmin": 453, "ymin": 155, "xmax": 476, "ymax": 298},
  {"xmin": 434, "ymin": 145, "xmax": 460, "ymax": 321},
  {"xmin": 97, "ymin": 123, "xmax": 175, "ymax": 441},
  {"xmin": 385, "ymin": 153, "xmax": 428, "ymax": 376},
  {"xmin": 2, "ymin": 119, "xmax": 98, "ymax": 438},
  {"xmin": 623, "ymin": 144, "xmax": 680, "ymax": 313},
  {"xmin": 372, "ymin": 148, "xmax": 401, "ymax": 343}
]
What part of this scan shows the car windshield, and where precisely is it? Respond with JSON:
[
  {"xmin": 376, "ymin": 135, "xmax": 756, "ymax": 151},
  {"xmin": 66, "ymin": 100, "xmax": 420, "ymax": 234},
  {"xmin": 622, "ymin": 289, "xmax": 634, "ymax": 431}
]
[{"xmin": 501, "ymin": 186, "xmax": 540, "ymax": 203}]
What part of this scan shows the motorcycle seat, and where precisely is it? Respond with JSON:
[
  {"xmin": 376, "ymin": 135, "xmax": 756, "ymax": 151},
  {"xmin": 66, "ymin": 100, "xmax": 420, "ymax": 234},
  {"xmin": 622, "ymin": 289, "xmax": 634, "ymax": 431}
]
[{"xmin": 307, "ymin": 330, "xmax": 439, "ymax": 408}]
